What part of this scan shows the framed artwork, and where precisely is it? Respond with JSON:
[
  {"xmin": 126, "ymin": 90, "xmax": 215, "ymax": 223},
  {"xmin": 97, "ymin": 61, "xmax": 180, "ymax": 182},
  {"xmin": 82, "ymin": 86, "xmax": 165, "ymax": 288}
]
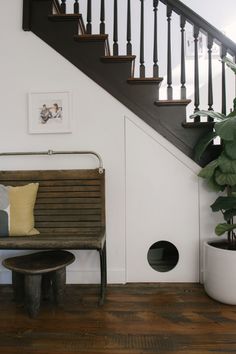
[{"xmin": 28, "ymin": 91, "xmax": 72, "ymax": 134}]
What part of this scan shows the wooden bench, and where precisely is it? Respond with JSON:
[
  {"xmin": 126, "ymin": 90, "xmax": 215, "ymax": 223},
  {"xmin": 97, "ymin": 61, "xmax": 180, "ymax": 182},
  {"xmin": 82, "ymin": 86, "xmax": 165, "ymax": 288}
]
[{"xmin": 0, "ymin": 150, "xmax": 107, "ymax": 304}]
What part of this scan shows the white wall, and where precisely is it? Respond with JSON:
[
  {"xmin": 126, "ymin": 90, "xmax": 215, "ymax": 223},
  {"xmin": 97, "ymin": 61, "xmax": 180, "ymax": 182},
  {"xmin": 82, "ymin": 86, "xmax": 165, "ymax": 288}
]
[
  {"xmin": 125, "ymin": 117, "xmax": 200, "ymax": 282},
  {"xmin": 0, "ymin": 0, "xmax": 127, "ymax": 284},
  {"xmin": 182, "ymin": 0, "xmax": 236, "ymax": 40},
  {"xmin": 0, "ymin": 0, "xmax": 223, "ymax": 284}
]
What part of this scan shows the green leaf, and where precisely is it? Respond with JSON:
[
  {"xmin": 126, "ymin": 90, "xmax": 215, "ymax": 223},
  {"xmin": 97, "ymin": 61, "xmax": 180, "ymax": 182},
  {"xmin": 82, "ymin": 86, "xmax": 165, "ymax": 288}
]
[
  {"xmin": 223, "ymin": 209, "xmax": 236, "ymax": 221},
  {"xmin": 215, "ymin": 116, "xmax": 236, "ymax": 141},
  {"xmin": 198, "ymin": 159, "xmax": 219, "ymax": 179},
  {"xmin": 225, "ymin": 141, "xmax": 236, "ymax": 159},
  {"xmin": 215, "ymin": 223, "xmax": 236, "ymax": 236},
  {"xmin": 207, "ymin": 176, "xmax": 225, "ymax": 192},
  {"xmin": 211, "ymin": 196, "xmax": 236, "ymax": 212},
  {"xmin": 221, "ymin": 57, "xmax": 236, "ymax": 74},
  {"xmin": 218, "ymin": 153, "xmax": 236, "ymax": 173},
  {"xmin": 190, "ymin": 110, "xmax": 226, "ymax": 121},
  {"xmin": 215, "ymin": 169, "xmax": 236, "ymax": 186},
  {"xmin": 194, "ymin": 131, "xmax": 217, "ymax": 161}
]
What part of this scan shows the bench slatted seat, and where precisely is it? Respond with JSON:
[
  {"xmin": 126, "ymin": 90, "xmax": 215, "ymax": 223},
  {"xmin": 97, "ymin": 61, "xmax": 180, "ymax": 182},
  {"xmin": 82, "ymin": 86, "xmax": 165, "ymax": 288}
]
[{"xmin": 0, "ymin": 159, "xmax": 107, "ymax": 304}]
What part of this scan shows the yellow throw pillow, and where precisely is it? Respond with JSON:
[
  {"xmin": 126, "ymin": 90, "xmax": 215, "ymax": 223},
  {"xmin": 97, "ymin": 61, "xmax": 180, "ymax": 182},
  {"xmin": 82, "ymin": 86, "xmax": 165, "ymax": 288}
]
[{"xmin": 0, "ymin": 183, "xmax": 39, "ymax": 237}]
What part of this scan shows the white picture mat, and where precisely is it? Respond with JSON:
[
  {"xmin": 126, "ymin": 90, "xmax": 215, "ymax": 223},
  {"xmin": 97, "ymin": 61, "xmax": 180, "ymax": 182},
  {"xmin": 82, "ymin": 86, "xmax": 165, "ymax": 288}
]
[{"xmin": 28, "ymin": 91, "xmax": 72, "ymax": 134}]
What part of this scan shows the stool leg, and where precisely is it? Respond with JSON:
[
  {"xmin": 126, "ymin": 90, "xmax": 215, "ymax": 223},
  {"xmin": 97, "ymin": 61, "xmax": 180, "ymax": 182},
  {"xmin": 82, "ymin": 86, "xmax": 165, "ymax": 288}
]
[
  {"xmin": 12, "ymin": 271, "xmax": 24, "ymax": 304},
  {"xmin": 24, "ymin": 274, "xmax": 42, "ymax": 318},
  {"xmin": 42, "ymin": 273, "xmax": 53, "ymax": 300},
  {"xmin": 52, "ymin": 268, "xmax": 66, "ymax": 306}
]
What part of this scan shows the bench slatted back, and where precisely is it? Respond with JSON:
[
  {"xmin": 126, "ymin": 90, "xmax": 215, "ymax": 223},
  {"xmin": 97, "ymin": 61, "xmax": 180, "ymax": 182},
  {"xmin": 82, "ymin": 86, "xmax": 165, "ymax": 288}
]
[{"xmin": 0, "ymin": 169, "xmax": 105, "ymax": 235}]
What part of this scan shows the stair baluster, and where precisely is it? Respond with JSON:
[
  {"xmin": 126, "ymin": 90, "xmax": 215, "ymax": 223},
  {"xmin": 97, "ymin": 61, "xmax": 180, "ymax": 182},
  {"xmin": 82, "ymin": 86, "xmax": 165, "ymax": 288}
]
[
  {"xmin": 86, "ymin": 0, "xmax": 92, "ymax": 34},
  {"xmin": 207, "ymin": 35, "xmax": 214, "ymax": 120},
  {"xmin": 100, "ymin": 0, "xmax": 105, "ymax": 35},
  {"xmin": 193, "ymin": 25, "xmax": 200, "ymax": 122},
  {"xmin": 221, "ymin": 46, "xmax": 227, "ymax": 115},
  {"xmin": 167, "ymin": 5, "xmax": 173, "ymax": 99},
  {"xmin": 74, "ymin": 0, "xmax": 79, "ymax": 14},
  {"xmin": 60, "ymin": 0, "xmax": 66, "ymax": 14},
  {"xmin": 153, "ymin": 0, "xmax": 159, "ymax": 78},
  {"xmin": 113, "ymin": 0, "xmax": 119, "ymax": 55},
  {"xmin": 126, "ymin": 0, "xmax": 132, "ymax": 55},
  {"xmin": 180, "ymin": 16, "xmax": 186, "ymax": 99},
  {"xmin": 139, "ymin": 0, "xmax": 145, "ymax": 78}
]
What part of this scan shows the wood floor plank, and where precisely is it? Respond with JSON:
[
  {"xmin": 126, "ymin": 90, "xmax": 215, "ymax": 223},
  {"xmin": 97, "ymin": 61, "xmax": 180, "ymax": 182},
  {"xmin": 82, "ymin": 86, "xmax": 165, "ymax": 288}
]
[{"xmin": 0, "ymin": 283, "xmax": 236, "ymax": 353}]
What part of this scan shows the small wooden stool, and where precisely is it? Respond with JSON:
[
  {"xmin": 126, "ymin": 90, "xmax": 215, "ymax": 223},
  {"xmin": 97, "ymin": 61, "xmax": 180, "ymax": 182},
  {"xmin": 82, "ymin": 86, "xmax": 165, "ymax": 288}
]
[{"xmin": 2, "ymin": 250, "xmax": 75, "ymax": 318}]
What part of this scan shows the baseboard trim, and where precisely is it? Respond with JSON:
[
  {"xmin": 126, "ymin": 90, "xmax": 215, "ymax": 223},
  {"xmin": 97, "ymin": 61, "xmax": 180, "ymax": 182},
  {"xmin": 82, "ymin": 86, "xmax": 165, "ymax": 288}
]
[{"xmin": 0, "ymin": 269, "xmax": 126, "ymax": 285}]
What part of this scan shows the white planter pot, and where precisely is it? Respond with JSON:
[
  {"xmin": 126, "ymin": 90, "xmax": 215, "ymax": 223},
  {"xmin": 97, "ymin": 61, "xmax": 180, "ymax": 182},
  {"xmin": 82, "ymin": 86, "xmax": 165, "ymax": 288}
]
[{"xmin": 204, "ymin": 239, "xmax": 236, "ymax": 305}]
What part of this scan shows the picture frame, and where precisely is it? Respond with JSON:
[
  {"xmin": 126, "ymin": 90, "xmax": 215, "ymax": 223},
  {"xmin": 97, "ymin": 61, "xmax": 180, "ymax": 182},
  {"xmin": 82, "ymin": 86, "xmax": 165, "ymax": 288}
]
[{"xmin": 28, "ymin": 91, "xmax": 72, "ymax": 134}]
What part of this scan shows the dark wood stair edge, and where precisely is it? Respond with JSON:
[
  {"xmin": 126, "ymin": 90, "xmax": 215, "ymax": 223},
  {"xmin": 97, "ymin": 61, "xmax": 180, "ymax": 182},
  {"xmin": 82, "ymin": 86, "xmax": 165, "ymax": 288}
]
[
  {"xmin": 127, "ymin": 77, "xmax": 163, "ymax": 84},
  {"xmin": 48, "ymin": 14, "xmax": 83, "ymax": 20},
  {"xmin": 100, "ymin": 55, "xmax": 136, "ymax": 63},
  {"xmin": 182, "ymin": 121, "xmax": 214, "ymax": 128},
  {"xmin": 74, "ymin": 34, "xmax": 109, "ymax": 42},
  {"xmin": 155, "ymin": 99, "xmax": 191, "ymax": 106}
]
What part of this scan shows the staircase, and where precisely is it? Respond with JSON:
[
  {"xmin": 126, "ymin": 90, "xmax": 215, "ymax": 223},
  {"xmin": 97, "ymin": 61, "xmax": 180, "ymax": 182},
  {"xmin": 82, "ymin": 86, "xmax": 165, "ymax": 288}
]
[{"xmin": 22, "ymin": 0, "xmax": 236, "ymax": 164}]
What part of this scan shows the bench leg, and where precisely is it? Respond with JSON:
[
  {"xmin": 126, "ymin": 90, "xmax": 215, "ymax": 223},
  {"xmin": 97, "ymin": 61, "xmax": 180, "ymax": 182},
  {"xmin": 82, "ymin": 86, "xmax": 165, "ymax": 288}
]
[
  {"xmin": 24, "ymin": 274, "xmax": 42, "ymax": 318},
  {"xmin": 99, "ymin": 242, "xmax": 107, "ymax": 305},
  {"xmin": 12, "ymin": 271, "xmax": 24, "ymax": 304},
  {"xmin": 52, "ymin": 268, "xmax": 66, "ymax": 306}
]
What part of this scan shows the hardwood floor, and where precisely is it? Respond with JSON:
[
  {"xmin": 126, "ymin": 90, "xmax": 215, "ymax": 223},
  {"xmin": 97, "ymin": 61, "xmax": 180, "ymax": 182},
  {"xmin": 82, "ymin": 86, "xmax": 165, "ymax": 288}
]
[{"xmin": 0, "ymin": 283, "xmax": 236, "ymax": 354}]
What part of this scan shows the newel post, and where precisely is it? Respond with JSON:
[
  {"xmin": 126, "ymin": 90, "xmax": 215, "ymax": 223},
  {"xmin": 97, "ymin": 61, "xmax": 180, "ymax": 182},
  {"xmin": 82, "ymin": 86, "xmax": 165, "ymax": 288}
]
[{"xmin": 22, "ymin": 0, "xmax": 33, "ymax": 31}]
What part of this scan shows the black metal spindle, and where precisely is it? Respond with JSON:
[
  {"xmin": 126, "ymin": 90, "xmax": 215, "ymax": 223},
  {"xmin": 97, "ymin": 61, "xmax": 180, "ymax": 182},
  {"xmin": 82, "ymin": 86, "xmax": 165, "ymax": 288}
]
[
  {"xmin": 139, "ymin": 0, "xmax": 145, "ymax": 77},
  {"xmin": 193, "ymin": 25, "xmax": 200, "ymax": 121},
  {"xmin": 221, "ymin": 46, "xmax": 227, "ymax": 115},
  {"xmin": 126, "ymin": 0, "xmax": 132, "ymax": 55},
  {"xmin": 153, "ymin": 0, "xmax": 159, "ymax": 77},
  {"xmin": 86, "ymin": 0, "xmax": 92, "ymax": 34},
  {"xmin": 113, "ymin": 0, "xmax": 118, "ymax": 55},
  {"xmin": 100, "ymin": 0, "xmax": 105, "ymax": 34},
  {"xmin": 180, "ymin": 15, "xmax": 186, "ymax": 99},
  {"xmin": 74, "ymin": 0, "xmax": 79, "ymax": 14},
  {"xmin": 207, "ymin": 35, "xmax": 214, "ymax": 119},
  {"xmin": 167, "ymin": 5, "xmax": 172, "ymax": 99},
  {"xmin": 60, "ymin": 0, "xmax": 66, "ymax": 14}
]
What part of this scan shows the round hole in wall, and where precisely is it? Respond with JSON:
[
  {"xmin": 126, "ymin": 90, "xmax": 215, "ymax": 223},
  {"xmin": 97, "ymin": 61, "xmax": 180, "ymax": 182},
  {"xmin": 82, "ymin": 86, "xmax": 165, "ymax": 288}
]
[{"xmin": 147, "ymin": 241, "xmax": 179, "ymax": 272}]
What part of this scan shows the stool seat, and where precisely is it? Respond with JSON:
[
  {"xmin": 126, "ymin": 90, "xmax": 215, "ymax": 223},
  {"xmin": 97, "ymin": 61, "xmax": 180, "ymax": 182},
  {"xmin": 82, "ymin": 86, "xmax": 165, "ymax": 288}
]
[
  {"xmin": 2, "ymin": 250, "xmax": 75, "ymax": 318},
  {"xmin": 3, "ymin": 250, "xmax": 75, "ymax": 274}
]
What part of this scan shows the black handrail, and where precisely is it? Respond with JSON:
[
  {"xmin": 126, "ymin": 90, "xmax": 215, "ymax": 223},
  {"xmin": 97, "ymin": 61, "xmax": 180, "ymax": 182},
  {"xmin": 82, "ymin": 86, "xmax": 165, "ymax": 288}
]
[{"xmin": 160, "ymin": 0, "xmax": 236, "ymax": 56}]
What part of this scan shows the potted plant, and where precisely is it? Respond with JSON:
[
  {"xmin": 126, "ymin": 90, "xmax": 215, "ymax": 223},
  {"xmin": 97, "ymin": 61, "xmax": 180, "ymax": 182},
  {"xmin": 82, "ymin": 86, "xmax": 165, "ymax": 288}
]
[{"xmin": 191, "ymin": 57, "xmax": 236, "ymax": 304}]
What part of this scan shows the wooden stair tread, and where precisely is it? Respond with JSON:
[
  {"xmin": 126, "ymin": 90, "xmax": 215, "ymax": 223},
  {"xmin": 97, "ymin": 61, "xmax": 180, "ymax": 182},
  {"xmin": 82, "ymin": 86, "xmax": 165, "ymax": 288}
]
[
  {"xmin": 74, "ymin": 34, "xmax": 108, "ymax": 42},
  {"xmin": 127, "ymin": 77, "xmax": 163, "ymax": 84},
  {"xmin": 182, "ymin": 121, "xmax": 214, "ymax": 129},
  {"xmin": 48, "ymin": 14, "xmax": 83, "ymax": 21},
  {"xmin": 101, "ymin": 55, "xmax": 136, "ymax": 63},
  {"xmin": 155, "ymin": 99, "xmax": 191, "ymax": 106}
]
